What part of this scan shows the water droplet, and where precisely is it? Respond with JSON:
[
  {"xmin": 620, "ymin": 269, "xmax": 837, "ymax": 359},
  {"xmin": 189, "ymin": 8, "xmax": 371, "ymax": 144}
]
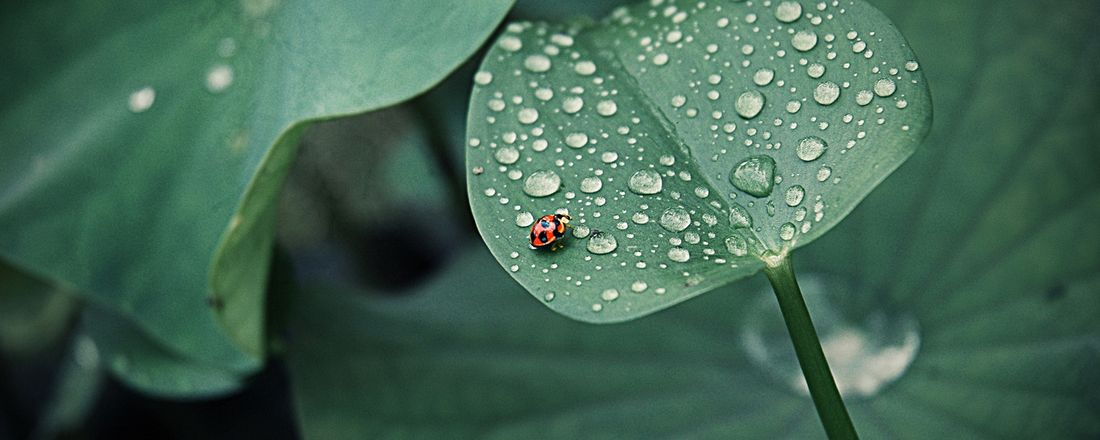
[
  {"xmin": 725, "ymin": 235, "xmax": 749, "ymax": 257},
  {"xmin": 516, "ymin": 212, "xmax": 535, "ymax": 227},
  {"xmin": 591, "ymin": 303, "xmax": 603, "ymax": 312},
  {"xmin": 753, "ymin": 68, "xmax": 775, "ymax": 86},
  {"xmin": 816, "ymin": 166, "xmax": 832, "ymax": 182},
  {"xmin": 524, "ymin": 54, "xmax": 551, "ymax": 72},
  {"xmin": 807, "ymin": 63, "xmax": 825, "ymax": 78},
  {"xmin": 729, "ymin": 203, "xmax": 753, "ymax": 228},
  {"xmin": 905, "ymin": 61, "xmax": 920, "ymax": 71},
  {"xmin": 601, "ymin": 151, "xmax": 619, "ymax": 163},
  {"xmin": 659, "ymin": 207, "xmax": 691, "ymax": 232},
  {"xmin": 628, "ymin": 169, "xmax": 663, "ymax": 195},
  {"xmin": 205, "ymin": 65, "xmax": 234, "ymax": 93},
  {"xmin": 671, "ymin": 95, "xmax": 687, "ymax": 108},
  {"xmin": 873, "ymin": 78, "xmax": 896, "ymax": 97},
  {"xmin": 587, "ymin": 231, "xmax": 618, "ymax": 254},
  {"xmin": 575, "ymin": 60, "xmax": 596, "ymax": 76},
  {"xmin": 855, "ymin": 90, "xmax": 874, "ymax": 106},
  {"xmin": 565, "ymin": 132, "xmax": 588, "ymax": 148},
  {"xmin": 735, "ymin": 91, "xmax": 765, "ymax": 119},
  {"xmin": 601, "ymin": 288, "xmax": 620, "ymax": 301},
  {"xmin": 785, "ymin": 185, "xmax": 805, "ymax": 207},
  {"xmin": 128, "ymin": 87, "xmax": 156, "ymax": 113},
  {"xmin": 580, "ymin": 176, "xmax": 603, "ymax": 193},
  {"xmin": 667, "ymin": 247, "xmax": 690, "ymax": 262},
  {"xmin": 730, "ymin": 155, "xmax": 776, "ymax": 197},
  {"xmin": 573, "ymin": 225, "xmax": 591, "ymax": 238},
  {"xmin": 562, "ymin": 96, "xmax": 584, "ymax": 114},
  {"xmin": 499, "ymin": 36, "xmax": 522, "ymax": 52},
  {"xmin": 775, "ymin": 1, "xmax": 803, "ymax": 23},
  {"xmin": 779, "ymin": 222, "xmax": 797, "ymax": 241},
  {"xmin": 494, "ymin": 146, "xmax": 520, "ymax": 164},
  {"xmin": 474, "ymin": 71, "xmax": 493, "ymax": 85},
  {"xmin": 524, "ymin": 170, "xmax": 561, "ymax": 197},
  {"xmin": 597, "ymin": 100, "xmax": 618, "ymax": 116},
  {"xmin": 544, "ymin": 292, "xmax": 555, "ymax": 302},
  {"xmin": 796, "ymin": 136, "xmax": 827, "ymax": 162},
  {"xmin": 814, "ymin": 82, "xmax": 840, "ymax": 105},
  {"xmin": 517, "ymin": 108, "xmax": 539, "ymax": 124},
  {"xmin": 791, "ymin": 31, "xmax": 817, "ymax": 52}
]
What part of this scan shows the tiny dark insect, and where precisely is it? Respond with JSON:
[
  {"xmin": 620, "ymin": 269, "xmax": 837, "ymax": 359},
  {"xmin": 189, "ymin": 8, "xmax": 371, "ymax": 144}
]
[{"xmin": 529, "ymin": 213, "xmax": 571, "ymax": 251}]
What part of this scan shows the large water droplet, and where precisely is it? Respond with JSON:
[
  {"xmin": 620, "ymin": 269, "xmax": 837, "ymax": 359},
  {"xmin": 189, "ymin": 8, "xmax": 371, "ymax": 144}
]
[
  {"xmin": 753, "ymin": 68, "xmax": 775, "ymax": 86},
  {"xmin": 628, "ymin": 169, "xmax": 663, "ymax": 194},
  {"xmin": 524, "ymin": 54, "xmax": 552, "ymax": 72},
  {"xmin": 735, "ymin": 90, "xmax": 765, "ymax": 119},
  {"xmin": 775, "ymin": 1, "xmax": 803, "ymax": 23},
  {"xmin": 517, "ymin": 108, "xmax": 539, "ymax": 124},
  {"xmin": 494, "ymin": 146, "xmax": 520, "ymax": 164},
  {"xmin": 725, "ymin": 235, "xmax": 748, "ymax": 257},
  {"xmin": 565, "ymin": 132, "xmax": 588, "ymax": 148},
  {"xmin": 730, "ymin": 155, "xmax": 776, "ymax": 197},
  {"xmin": 796, "ymin": 136, "xmax": 828, "ymax": 162},
  {"xmin": 667, "ymin": 247, "xmax": 690, "ymax": 262},
  {"xmin": 516, "ymin": 212, "xmax": 535, "ymax": 227},
  {"xmin": 586, "ymin": 231, "xmax": 618, "ymax": 254},
  {"xmin": 729, "ymin": 203, "xmax": 753, "ymax": 228},
  {"xmin": 562, "ymin": 97, "xmax": 584, "ymax": 114},
  {"xmin": 779, "ymin": 222, "xmax": 797, "ymax": 241},
  {"xmin": 659, "ymin": 207, "xmax": 691, "ymax": 232},
  {"xmin": 873, "ymin": 78, "xmax": 897, "ymax": 97},
  {"xmin": 524, "ymin": 170, "xmax": 561, "ymax": 197},
  {"xmin": 814, "ymin": 82, "xmax": 840, "ymax": 105},
  {"xmin": 785, "ymin": 185, "xmax": 806, "ymax": 207},
  {"xmin": 601, "ymin": 288, "xmax": 620, "ymax": 301},
  {"xmin": 580, "ymin": 176, "xmax": 603, "ymax": 193},
  {"xmin": 791, "ymin": 30, "xmax": 817, "ymax": 52}
]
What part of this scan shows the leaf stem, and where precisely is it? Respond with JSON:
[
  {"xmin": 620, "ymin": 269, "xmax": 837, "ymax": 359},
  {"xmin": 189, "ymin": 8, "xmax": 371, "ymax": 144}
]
[{"xmin": 762, "ymin": 254, "xmax": 858, "ymax": 440}]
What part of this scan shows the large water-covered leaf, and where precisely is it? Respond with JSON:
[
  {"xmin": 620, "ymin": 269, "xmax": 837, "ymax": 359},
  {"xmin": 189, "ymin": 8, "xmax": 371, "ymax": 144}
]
[
  {"xmin": 466, "ymin": 0, "xmax": 931, "ymax": 322},
  {"xmin": 0, "ymin": 0, "xmax": 514, "ymax": 367}
]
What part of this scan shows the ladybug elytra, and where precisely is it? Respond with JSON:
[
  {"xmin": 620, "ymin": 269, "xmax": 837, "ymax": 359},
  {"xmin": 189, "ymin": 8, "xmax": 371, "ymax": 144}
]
[{"xmin": 530, "ymin": 213, "xmax": 571, "ymax": 250}]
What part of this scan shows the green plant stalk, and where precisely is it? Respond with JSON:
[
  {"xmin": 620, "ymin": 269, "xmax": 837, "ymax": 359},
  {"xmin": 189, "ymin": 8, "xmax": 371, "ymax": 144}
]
[{"xmin": 763, "ymin": 255, "xmax": 858, "ymax": 439}]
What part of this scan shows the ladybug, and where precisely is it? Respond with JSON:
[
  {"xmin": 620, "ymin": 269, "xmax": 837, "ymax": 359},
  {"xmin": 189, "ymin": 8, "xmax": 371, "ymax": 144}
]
[{"xmin": 530, "ymin": 213, "xmax": 571, "ymax": 250}]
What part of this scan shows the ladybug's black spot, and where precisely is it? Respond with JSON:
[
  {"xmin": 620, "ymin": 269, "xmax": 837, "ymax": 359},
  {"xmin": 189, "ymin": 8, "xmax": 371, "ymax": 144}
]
[
  {"xmin": 553, "ymin": 228, "xmax": 563, "ymax": 238},
  {"xmin": 530, "ymin": 231, "xmax": 536, "ymax": 242},
  {"xmin": 538, "ymin": 231, "xmax": 549, "ymax": 244}
]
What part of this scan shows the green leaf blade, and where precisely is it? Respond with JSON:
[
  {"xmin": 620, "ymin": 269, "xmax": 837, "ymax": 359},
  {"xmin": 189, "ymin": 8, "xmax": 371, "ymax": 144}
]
[
  {"xmin": 466, "ymin": 0, "xmax": 931, "ymax": 322},
  {"xmin": 0, "ymin": 0, "xmax": 514, "ymax": 367}
]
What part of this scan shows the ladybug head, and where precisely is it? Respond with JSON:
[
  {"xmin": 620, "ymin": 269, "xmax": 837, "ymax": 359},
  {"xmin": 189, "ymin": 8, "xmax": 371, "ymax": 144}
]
[{"xmin": 554, "ymin": 213, "xmax": 571, "ymax": 224}]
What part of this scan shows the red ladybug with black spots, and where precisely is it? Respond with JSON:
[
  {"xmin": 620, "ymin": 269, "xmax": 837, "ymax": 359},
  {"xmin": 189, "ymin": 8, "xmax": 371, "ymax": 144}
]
[{"xmin": 530, "ymin": 213, "xmax": 571, "ymax": 250}]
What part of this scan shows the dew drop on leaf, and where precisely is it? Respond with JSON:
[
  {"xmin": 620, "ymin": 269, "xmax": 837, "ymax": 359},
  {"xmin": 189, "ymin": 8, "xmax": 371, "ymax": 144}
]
[
  {"xmin": 523, "ymin": 170, "xmax": 561, "ymax": 197},
  {"xmin": 796, "ymin": 136, "xmax": 828, "ymax": 162},
  {"xmin": 580, "ymin": 176, "xmax": 603, "ymax": 193},
  {"xmin": 725, "ymin": 235, "xmax": 748, "ymax": 257},
  {"xmin": 730, "ymin": 155, "xmax": 776, "ymax": 197},
  {"xmin": 659, "ymin": 207, "xmax": 691, "ymax": 232},
  {"xmin": 735, "ymin": 90, "xmax": 765, "ymax": 119},
  {"xmin": 516, "ymin": 212, "xmax": 534, "ymax": 227},
  {"xmin": 791, "ymin": 31, "xmax": 817, "ymax": 52},
  {"xmin": 729, "ymin": 203, "xmax": 754, "ymax": 228},
  {"xmin": 785, "ymin": 185, "xmax": 806, "ymax": 207},
  {"xmin": 814, "ymin": 82, "xmax": 840, "ymax": 105},
  {"xmin": 628, "ymin": 169, "xmax": 663, "ymax": 195},
  {"xmin": 667, "ymin": 247, "xmax": 690, "ymax": 262},
  {"xmin": 586, "ymin": 231, "xmax": 617, "ymax": 255},
  {"xmin": 775, "ymin": 1, "xmax": 803, "ymax": 23},
  {"xmin": 874, "ymin": 78, "xmax": 897, "ymax": 97}
]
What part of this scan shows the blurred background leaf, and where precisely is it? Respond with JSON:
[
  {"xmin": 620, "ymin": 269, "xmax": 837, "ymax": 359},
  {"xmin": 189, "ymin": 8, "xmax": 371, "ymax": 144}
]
[{"xmin": 0, "ymin": 0, "xmax": 515, "ymax": 371}]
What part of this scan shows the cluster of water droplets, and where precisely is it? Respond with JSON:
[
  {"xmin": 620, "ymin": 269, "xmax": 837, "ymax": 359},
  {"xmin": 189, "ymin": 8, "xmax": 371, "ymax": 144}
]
[{"xmin": 468, "ymin": 0, "xmax": 923, "ymax": 315}]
